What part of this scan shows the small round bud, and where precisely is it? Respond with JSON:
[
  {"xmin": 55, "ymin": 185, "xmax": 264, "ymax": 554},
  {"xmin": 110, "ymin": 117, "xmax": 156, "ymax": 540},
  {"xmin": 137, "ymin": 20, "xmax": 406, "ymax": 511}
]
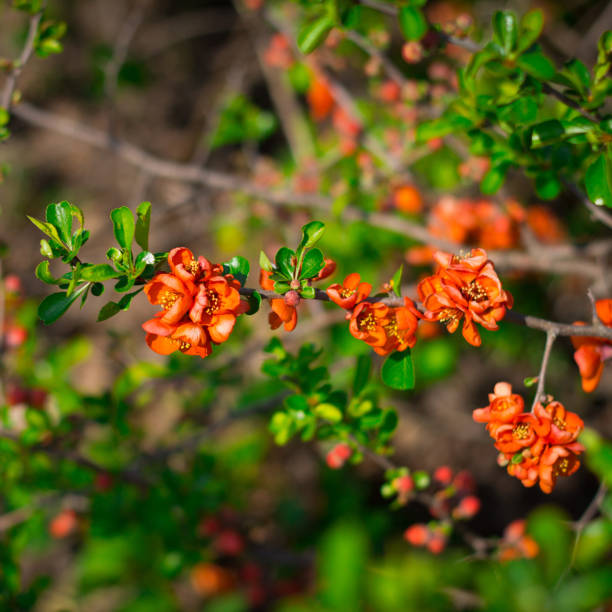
[
  {"xmin": 49, "ymin": 509, "xmax": 78, "ymax": 539},
  {"xmin": 453, "ymin": 495, "xmax": 481, "ymax": 519},
  {"xmin": 402, "ymin": 41, "xmax": 423, "ymax": 63},
  {"xmin": 284, "ymin": 290, "xmax": 301, "ymax": 307},
  {"xmin": 433, "ymin": 465, "xmax": 453, "ymax": 486},
  {"xmin": 393, "ymin": 475, "xmax": 414, "ymax": 494}
]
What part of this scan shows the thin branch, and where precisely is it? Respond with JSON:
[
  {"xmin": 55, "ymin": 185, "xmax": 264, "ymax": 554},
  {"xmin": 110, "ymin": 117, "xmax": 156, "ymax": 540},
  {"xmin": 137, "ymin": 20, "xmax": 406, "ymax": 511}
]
[
  {"xmin": 0, "ymin": 2, "xmax": 46, "ymax": 110},
  {"xmin": 530, "ymin": 330, "xmax": 558, "ymax": 411},
  {"xmin": 11, "ymin": 101, "xmax": 607, "ymax": 281}
]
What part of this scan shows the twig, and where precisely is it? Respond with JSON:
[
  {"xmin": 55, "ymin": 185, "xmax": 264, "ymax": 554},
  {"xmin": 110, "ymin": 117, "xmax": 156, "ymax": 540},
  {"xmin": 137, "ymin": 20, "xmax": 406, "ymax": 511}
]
[
  {"xmin": 530, "ymin": 330, "xmax": 558, "ymax": 411},
  {"xmin": 11, "ymin": 101, "xmax": 607, "ymax": 280},
  {"xmin": 0, "ymin": 2, "xmax": 46, "ymax": 111}
]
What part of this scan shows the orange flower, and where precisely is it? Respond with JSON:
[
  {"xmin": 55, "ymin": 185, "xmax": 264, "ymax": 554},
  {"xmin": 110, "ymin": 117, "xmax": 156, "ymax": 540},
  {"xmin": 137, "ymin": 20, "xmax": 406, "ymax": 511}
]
[
  {"xmin": 326, "ymin": 273, "xmax": 371, "ymax": 309},
  {"xmin": 145, "ymin": 321, "xmax": 212, "ymax": 358},
  {"xmin": 307, "ymin": 76, "xmax": 335, "ymax": 120},
  {"xmin": 538, "ymin": 444, "xmax": 583, "ymax": 494},
  {"xmin": 492, "ymin": 413, "xmax": 549, "ymax": 455},
  {"xmin": 374, "ymin": 297, "xmax": 421, "ymax": 355},
  {"xmin": 505, "ymin": 452, "xmax": 540, "ymax": 488},
  {"xmin": 144, "ymin": 273, "xmax": 193, "ymax": 325},
  {"xmin": 259, "ymin": 269, "xmax": 297, "ymax": 332},
  {"xmin": 393, "ymin": 185, "xmax": 423, "ymax": 214},
  {"xmin": 533, "ymin": 400, "xmax": 583, "ymax": 445},
  {"xmin": 168, "ymin": 247, "xmax": 219, "ymax": 290},
  {"xmin": 349, "ymin": 301, "xmax": 390, "ymax": 350},
  {"xmin": 190, "ymin": 276, "xmax": 246, "ymax": 343},
  {"xmin": 472, "ymin": 382, "xmax": 524, "ymax": 424},
  {"xmin": 571, "ymin": 298, "xmax": 612, "ymax": 392},
  {"xmin": 417, "ymin": 248, "xmax": 512, "ymax": 346}
]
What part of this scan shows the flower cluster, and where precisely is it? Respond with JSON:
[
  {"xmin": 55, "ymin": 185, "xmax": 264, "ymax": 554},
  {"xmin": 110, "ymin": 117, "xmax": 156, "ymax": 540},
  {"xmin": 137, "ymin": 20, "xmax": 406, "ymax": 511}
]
[
  {"xmin": 571, "ymin": 298, "xmax": 612, "ymax": 392},
  {"xmin": 327, "ymin": 273, "xmax": 422, "ymax": 355},
  {"xmin": 417, "ymin": 248, "xmax": 513, "ymax": 346},
  {"xmin": 406, "ymin": 198, "xmax": 565, "ymax": 265},
  {"xmin": 473, "ymin": 383, "xmax": 584, "ymax": 493},
  {"xmin": 1, "ymin": 275, "xmax": 28, "ymax": 349},
  {"xmin": 143, "ymin": 248, "xmax": 248, "ymax": 358}
]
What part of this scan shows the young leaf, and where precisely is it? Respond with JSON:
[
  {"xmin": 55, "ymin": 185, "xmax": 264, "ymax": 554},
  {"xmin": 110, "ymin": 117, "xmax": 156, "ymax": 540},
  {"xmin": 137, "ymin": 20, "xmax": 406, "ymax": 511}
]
[
  {"xmin": 381, "ymin": 350, "xmax": 415, "ymax": 390},
  {"xmin": 297, "ymin": 220, "xmax": 325, "ymax": 251},
  {"xmin": 35, "ymin": 260, "xmax": 61, "ymax": 285},
  {"xmin": 110, "ymin": 206, "xmax": 135, "ymax": 250},
  {"xmin": 80, "ymin": 264, "xmax": 119, "ymax": 282},
  {"xmin": 398, "ymin": 6, "xmax": 428, "ymax": 41},
  {"xmin": 135, "ymin": 201, "xmax": 151, "ymax": 251},
  {"xmin": 297, "ymin": 13, "xmax": 335, "ymax": 54},
  {"xmin": 493, "ymin": 10, "xmax": 518, "ymax": 56},
  {"xmin": 299, "ymin": 248, "xmax": 325, "ymax": 280},
  {"xmin": 38, "ymin": 287, "xmax": 86, "ymax": 324},
  {"xmin": 518, "ymin": 9, "xmax": 543, "ymax": 52},
  {"xmin": 275, "ymin": 247, "xmax": 295, "ymax": 279},
  {"xmin": 585, "ymin": 154, "xmax": 612, "ymax": 208},
  {"xmin": 259, "ymin": 250, "xmax": 274, "ymax": 272},
  {"xmin": 299, "ymin": 285, "xmax": 315, "ymax": 299},
  {"xmin": 391, "ymin": 265, "xmax": 403, "ymax": 298},
  {"xmin": 45, "ymin": 201, "xmax": 73, "ymax": 248}
]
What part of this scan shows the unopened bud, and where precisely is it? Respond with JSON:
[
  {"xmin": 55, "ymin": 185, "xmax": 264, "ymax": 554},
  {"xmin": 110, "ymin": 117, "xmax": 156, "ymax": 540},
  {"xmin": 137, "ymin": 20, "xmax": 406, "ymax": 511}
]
[{"xmin": 284, "ymin": 290, "xmax": 301, "ymax": 307}]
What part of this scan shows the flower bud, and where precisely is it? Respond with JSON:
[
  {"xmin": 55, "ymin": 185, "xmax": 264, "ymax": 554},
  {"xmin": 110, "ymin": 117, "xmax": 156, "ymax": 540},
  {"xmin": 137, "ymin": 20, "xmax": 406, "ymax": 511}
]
[
  {"xmin": 433, "ymin": 465, "xmax": 453, "ymax": 486},
  {"xmin": 284, "ymin": 290, "xmax": 301, "ymax": 307},
  {"xmin": 404, "ymin": 524, "xmax": 429, "ymax": 546}
]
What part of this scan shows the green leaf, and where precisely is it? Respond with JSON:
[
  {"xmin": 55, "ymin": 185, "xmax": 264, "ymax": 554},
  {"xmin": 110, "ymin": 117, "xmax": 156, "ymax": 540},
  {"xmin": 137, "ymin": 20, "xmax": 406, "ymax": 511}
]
[
  {"xmin": 45, "ymin": 201, "xmax": 73, "ymax": 248},
  {"xmin": 35, "ymin": 260, "xmax": 61, "ymax": 285},
  {"xmin": 314, "ymin": 403, "xmax": 343, "ymax": 423},
  {"xmin": 114, "ymin": 276, "xmax": 135, "ymax": 293},
  {"xmin": 535, "ymin": 173, "xmax": 561, "ymax": 200},
  {"xmin": 297, "ymin": 13, "xmax": 335, "ymax": 54},
  {"xmin": 381, "ymin": 350, "xmax": 415, "ymax": 390},
  {"xmin": 80, "ymin": 264, "xmax": 119, "ymax": 282},
  {"xmin": 134, "ymin": 201, "xmax": 151, "ymax": 250},
  {"xmin": 480, "ymin": 163, "xmax": 509, "ymax": 194},
  {"xmin": 275, "ymin": 247, "xmax": 295, "ymax": 279},
  {"xmin": 28, "ymin": 215, "xmax": 64, "ymax": 246},
  {"xmin": 518, "ymin": 9, "xmax": 543, "ymax": 52},
  {"xmin": 38, "ymin": 287, "xmax": 86, "ymax": 324},
  {"xmin": 40, "ymin": 239, "xmax": 54, "ymax": 258},
  {"xmin": 245, "ymin": 290, "xmax": 262, "ymax": 315},
  {"xmin": 517, "ymin": 51, "xmax": 555, "ymax": 79},
  {"xmin": 274, "ymin": 281, "xmax": 291, "ymax": 294},
  {"xmin": 298, "ymin": 220, "xmax": 325, "ymax": 251},
  {"xmin": 110, "ymin": 206, "xmax": 135, "ymax": 250},
  {"xmin": 134, "ymin": 250, "xmax": 155, "ymax": 275},
  {"xmin": 353, "ymin": 355, "xmax": 371, "ymax": 396},
  {"xmin": 530, "ymin": 119, "xmax": 565, "ymax": 147},
  {"xmin": 398, "ymin": 6, "xmax": 428, "ymax": 41},
  {"xmin": 523, "ymin": 376, "xmax": 538, "ymax": 387},
  {"xmin": 493, "ymin": 10, "xmax": 518, "ymax": 56},
  {"xmin": 299, "ymin": 248, "xmax": 325, "ymax": 280},
  {"xmin": 222, "ymin": 255, "xmax": 250, "ymax": 286},
  {"xmin": 391, "ymin": 264, "xmax": 403, "ymax": 298},
  {"xmin": 585, "ymin": 154, "xmax": 612, "ymax": 208},
  {"xmin": 97, "ymin": 289, "xmax": 142, "ymax": 322},
  {"xmin": 415, "ymin": 113, "xmax": 473, "ymax": 142},
  {"xmin": 259, "ymin": 250, "xmax": 274, "ymax": 272}
]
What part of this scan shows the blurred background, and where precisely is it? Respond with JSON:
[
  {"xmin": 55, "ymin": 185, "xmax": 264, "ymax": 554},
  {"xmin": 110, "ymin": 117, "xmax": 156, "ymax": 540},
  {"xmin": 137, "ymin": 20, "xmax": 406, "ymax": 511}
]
[{"xmin": 0, "ymin": 0, "xmax": 611, "ymax": 610}]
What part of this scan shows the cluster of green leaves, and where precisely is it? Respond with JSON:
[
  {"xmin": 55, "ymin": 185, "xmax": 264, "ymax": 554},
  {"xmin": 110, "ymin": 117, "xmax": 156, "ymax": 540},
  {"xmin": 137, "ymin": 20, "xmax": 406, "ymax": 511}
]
[
  {"xmin": 416, "ymin": 10, "xmax": 612, "ymax": 206},
  {"xmin": 259, "ymin": 220, "xmax": 327, "ymax": 298},
  {"xmin": 30, "ymin": 201, "xmax": 161, "ymax": 324},
  {"xmin": 264, "ymin": 341, "xmax": 398, "ymax": 457}
]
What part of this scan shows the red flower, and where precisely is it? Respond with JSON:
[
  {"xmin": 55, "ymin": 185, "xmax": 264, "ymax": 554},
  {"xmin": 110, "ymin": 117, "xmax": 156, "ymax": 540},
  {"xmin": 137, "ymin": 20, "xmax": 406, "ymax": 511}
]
[
  {"xmin": 491, "ymin": 412, "xmax": 548, "ymax": 456},
  {"xmin": 327, "ymin": 273, "xmax": 371, "ymax": 309},
  {"xmin": 570, "ymin": 298, "xmax": 612, "ymax": 392},
  {"xmin": 538, "ymin": 444, "xmax": 583, "ymax": 494},
  {"xmin": 260, "ymin": 269, "xmax": 297, "ymax": 332},
  {"xmin": 533, "ymin": 401, "xmax": 583, "ymax": 445},
  {"xmin": 417, "ymin": 248, "xmax": 512, "ymax": 346},
  {"xmin": 144, "ymin": 273, "xmax": 193, "ymax": 325},
  {"xmin": 472, "ymin": 382, "xmax": 524, "ymax": 424},
  {"xmin": 349, "ymin": 301, "xmax": 390, "ymax": 350},
  {"xmin": 374, "ymin": 297, "xmax": 421, "ymax": 355}
]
